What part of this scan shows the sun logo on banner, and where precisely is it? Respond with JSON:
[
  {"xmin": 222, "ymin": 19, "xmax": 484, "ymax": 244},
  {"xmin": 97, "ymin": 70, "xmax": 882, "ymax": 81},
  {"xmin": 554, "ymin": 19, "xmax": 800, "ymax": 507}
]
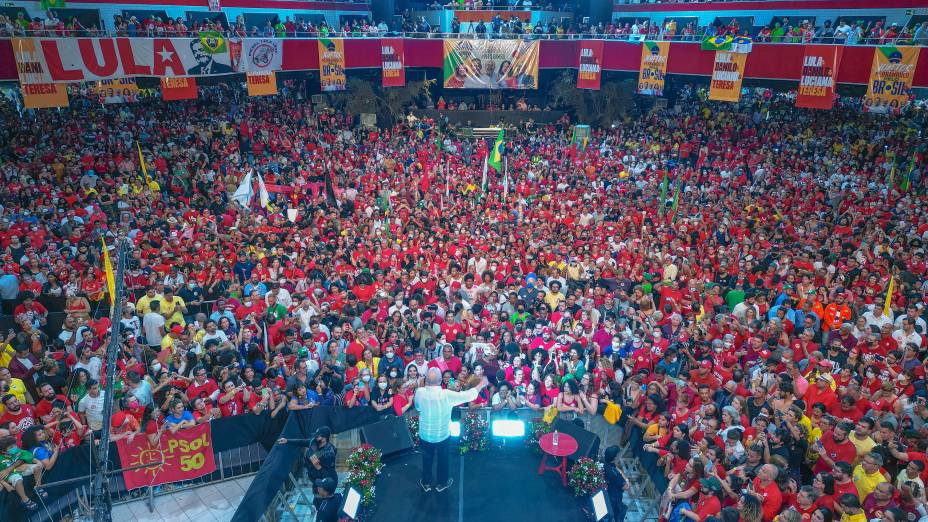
[{"xmin": 129, "ymin": 443, "xmax": 173, "ymax": 477}]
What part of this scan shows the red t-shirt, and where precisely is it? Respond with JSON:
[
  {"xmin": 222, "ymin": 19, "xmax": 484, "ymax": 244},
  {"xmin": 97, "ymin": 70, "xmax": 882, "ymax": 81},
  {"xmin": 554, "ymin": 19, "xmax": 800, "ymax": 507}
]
[
  {"xmin": 186, "ymin": 379, "xmax": 220, "ymax": 401},
  {"xmin": 752, "ymin": 477, "xmax": 783, "ymax": 522},
  {"xmin": 0, "ymin": 404, "xmax": 36, "ymax": 432},
  {"xmin": 814, "ymin": 431, "xmax": 858, "ymax": 474},
  {"xmin": 219, "ymin": 391, "xmax": 246, "ymax": 417},
  {"xmin": 694, "ymin": 494, "xmax": 722, "ymax": 521}
]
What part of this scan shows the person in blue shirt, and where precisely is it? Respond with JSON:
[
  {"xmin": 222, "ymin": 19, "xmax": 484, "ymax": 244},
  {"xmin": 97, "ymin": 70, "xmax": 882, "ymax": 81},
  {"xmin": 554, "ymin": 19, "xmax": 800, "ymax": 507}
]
[
  {"xmin": 164, "ymin": 400, "xmax": 196, "ymax": 433},
  {"xmin": 287, "ymin": 382, "xmax": 319, "ymax": 411}
]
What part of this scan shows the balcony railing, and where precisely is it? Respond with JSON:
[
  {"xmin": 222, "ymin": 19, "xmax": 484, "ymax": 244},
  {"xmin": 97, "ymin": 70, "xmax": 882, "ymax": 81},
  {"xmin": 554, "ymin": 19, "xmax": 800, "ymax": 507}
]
[{"xmin": 0, "ymin": 29, "xmax": 924, "ymax": 46}]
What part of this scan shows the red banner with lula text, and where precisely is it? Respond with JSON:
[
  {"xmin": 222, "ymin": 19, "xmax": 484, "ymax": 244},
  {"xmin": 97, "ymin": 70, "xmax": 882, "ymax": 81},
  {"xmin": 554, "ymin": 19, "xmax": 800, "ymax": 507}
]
[
  {"xmin": 116, "ymin": 423, "xmax": 216, "ymax": 490},
  {"xmin": 796, "ymin": 45, "xmax": 843, "ymax": 110},
  {"xmin": 381, "ymin": 38, "xmax": 405, "ymax": 87},
  {"xmin": 577, "ymin": 40, "xmax": 604, "ymax": 90}
]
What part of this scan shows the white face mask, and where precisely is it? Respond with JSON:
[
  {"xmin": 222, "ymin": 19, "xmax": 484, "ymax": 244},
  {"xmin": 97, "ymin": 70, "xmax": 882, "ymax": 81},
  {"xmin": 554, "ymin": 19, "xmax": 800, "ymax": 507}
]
[
  {"xmin": 362, "ymin": 375, "xmax": 371, "ymax": 382},
  {"xmin": 386, "ymin": 352, "xmax": 394, "ymax": 359},
  {"xmin": 378, "ymin": 382, "xmax": 388, "ymax": 390},
  {"xmin": 151, "ymin": 363, "xmax": 161, "ymax": 373}
]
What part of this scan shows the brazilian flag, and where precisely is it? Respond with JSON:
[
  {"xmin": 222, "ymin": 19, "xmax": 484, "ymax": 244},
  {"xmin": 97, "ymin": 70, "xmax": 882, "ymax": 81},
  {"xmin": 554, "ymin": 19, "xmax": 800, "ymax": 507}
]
[
  {"xmin": 488, "ymin": 129, "xmax": 505, "ymax": 173},
  {"xmin": 40, "ymin": 0, "xmax": 66, "ymax": 8},
  {"xmin": 701, "ymin": 35, "xmax": 733, "ymax": 51},
  {"xmin": 199, "ymin": 31, "xmax": 227, "ymax": 54}
]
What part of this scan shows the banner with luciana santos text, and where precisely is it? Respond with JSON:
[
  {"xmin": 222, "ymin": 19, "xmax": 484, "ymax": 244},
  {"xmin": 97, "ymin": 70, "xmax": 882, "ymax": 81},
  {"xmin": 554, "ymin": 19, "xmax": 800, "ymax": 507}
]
[
  {"xmin": 117, "ymin": 423, "xmax": 217, "ymax": 490},
  {"xmin": 638, "ymin": 41, "xmax": 669, "ymax": 96},
  {"xmin": 796, "ymin": 45, "xmax": 843, "ymax": 110},
  {"xmin": 381, "ymin": 38, "xmax": 405, "ymax": 87},
  {"xmin": 11, "ymin": 37, "xmax": 234, "ymax": 84},
  {"xmin": 577, "ymin": 40, "xmax": 604, "ymax": 90},
  {"xmin": 864, "ymin": 46, "xmax": 921, "ymax": 113},
  {"xmin": 708, "ymin": 51, "xmax": 747, "ymax": 102},
  {"xmin": 247, "ymin": 72, "xmax": 278, "ymax": 96},
  {"xmin": 160, "ymin": 77, "xmax": 198, "ymax": 101},
  {"xmin": 318, "ymin": 38, "xmax": 346, "ymax": 92},
  {"xmin": 443, "ymin": 39, "xmax": 539, "ymax": 89}
]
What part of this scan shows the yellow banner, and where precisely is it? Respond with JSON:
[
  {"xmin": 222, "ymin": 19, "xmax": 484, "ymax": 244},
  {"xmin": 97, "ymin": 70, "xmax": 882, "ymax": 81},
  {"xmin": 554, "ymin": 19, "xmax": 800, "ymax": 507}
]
[
  {"xmin": 864, "ymin": 46, "xmax": 921, "ymax": 112},
  {"xmin": 708, "ymin": 51, "xmax": 747, "ymax": 102},
  {"xmin": 638, "ymin": 41, "xmax": 669, "ymax": 96},
  {"xmin": 21, "ymin": 82, "xmax": 69, "ymax": 109},
  {"xmin": 247, "ymin": 72, "xmax": 278, "ymax": 96},
  {"xmin": 95, "ymin": 78, "xmax": 141, "ymax": 104},
  {"xmin": 318, "ymin": 39, "xmax": 346, "ymax": 92}
]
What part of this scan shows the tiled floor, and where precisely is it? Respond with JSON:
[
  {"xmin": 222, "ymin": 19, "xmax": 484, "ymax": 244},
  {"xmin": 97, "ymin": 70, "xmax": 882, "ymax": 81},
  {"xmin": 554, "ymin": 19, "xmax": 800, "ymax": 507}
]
[{"xmin": 110, "ymin": 475, "xmax": 254, "ymax": 522}]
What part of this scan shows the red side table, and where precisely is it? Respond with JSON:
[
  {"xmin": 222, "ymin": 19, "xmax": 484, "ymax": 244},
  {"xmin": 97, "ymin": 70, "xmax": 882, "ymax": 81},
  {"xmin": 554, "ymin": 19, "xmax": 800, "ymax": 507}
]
[{"xmin": 538, "ymin": 432, "xmax": 578, "ymax": 487}]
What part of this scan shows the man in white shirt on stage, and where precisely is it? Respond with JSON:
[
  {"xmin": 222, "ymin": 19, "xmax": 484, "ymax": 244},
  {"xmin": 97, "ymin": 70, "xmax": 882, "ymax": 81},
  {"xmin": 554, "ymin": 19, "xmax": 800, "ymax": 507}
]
[{"xmin": 414, "ymin": 367, "xmax": 487, "ymax": 493}]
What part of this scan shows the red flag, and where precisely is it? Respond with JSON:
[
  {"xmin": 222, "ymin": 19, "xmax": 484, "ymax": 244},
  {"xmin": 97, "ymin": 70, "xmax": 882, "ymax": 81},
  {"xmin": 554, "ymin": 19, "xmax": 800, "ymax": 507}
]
[{"xmin": 117, "ymin": 423, "xmax": 216, "ymax": 490}]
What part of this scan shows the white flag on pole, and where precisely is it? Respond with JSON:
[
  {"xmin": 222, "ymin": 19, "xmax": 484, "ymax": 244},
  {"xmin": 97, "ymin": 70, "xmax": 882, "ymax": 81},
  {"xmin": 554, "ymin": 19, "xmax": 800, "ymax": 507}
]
[
  {"xmin": 482, "ymin": 156, "xmax": 488, "ymax": 192},
  {"xmin": 231, "ymin": 171, "xmax": 253, "ymax": 209},
  {"xmin": 257, "ymin": 172, "xmax": 270, "ymax": 209},
  {"xmin": 287, "ymin": 208, "xmax": 298, "ymax": 223}
]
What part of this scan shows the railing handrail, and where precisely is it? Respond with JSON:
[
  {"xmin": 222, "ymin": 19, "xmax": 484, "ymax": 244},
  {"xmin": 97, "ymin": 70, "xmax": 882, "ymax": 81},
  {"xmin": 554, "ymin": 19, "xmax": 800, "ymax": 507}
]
[{"xmin": 0, "ymin": 30, "xmax": 923, "ymax": 46}]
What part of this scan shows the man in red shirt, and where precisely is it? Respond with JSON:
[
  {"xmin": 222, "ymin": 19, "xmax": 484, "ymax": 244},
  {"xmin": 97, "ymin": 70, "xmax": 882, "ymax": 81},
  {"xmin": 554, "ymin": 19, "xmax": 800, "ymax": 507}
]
[
  {"xmin": 186, "ymin": 367, "xmax": 220, "ymax": 402},
  {"xmin": 688, "ymin": 360, "xmax": 721, "ymax": 392},
  {"xmin": 678, "ymin": 477, "xmax": 723, "ymax": 521},
  {"xmin": 804, "ymin": 372, "xmax": 839, "ymax": 415},
  {"xmin": 0, "ymin": 394, "xmax": 36, "ymax": 432},
  {"xmin": 813, "ymin": 421, "xmax": 858, "ymax": 474},
  {"xmin": 751, "ymin": 464, "xmax": 783, "ymax": 522}
]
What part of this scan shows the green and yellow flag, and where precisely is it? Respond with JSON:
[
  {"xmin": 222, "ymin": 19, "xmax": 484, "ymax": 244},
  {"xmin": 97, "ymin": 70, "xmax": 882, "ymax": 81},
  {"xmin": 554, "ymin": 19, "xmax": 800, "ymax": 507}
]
[
  {"xmin": 199, "ymin": 31, "xmax": 226, "ymax": 54},
  {"xmin": 488, "ymin": 129, "xmax": 505, "ymax": 173},
  {"xmin": 701, "ymin": 35, "xmax": 733, "ymax": 51},
  {"xmin": 40, "ymin": 0, "xmax": 66, "ymax": 9}
]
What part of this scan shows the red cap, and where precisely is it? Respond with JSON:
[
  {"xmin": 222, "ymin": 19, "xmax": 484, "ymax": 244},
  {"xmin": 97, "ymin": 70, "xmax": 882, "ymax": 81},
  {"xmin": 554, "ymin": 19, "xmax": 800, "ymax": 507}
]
[
  {"xmin": 699, "ymin": 360, "xmax": 712, "ymax": 369},
  {"xmin": 171, "ymin": 325, "xmax": 184, "ymax": 335}
]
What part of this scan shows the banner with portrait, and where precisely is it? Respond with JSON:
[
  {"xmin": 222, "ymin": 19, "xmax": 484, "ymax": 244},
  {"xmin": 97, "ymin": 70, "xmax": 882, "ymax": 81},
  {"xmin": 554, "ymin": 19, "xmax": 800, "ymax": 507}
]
[
  {"xmin": 318, "ymin": 38, "xmax": 347, "ymax": 92},
  {"xmin": 11, "ymin": 37, "xmax": 234, "ymax": 84},
  {"xmin": 708, "ymin": 51, "xmax": 747, "ymax": 102},
  {"xmin": 637, "ymin": 41, "xmax": 669, "ymax": 96},
  {"xmin": 576, "ymin": 40, "xmax": 604, "ymax": 90},
  {"xmin": 864, "ymin": 46, "xmax": 920, "ymax": 113},
  {"xmin": 442, "ymin": 39, "xmax": 539, "ymax": 90},
  {"xmin": 229, "ymin": 38, "xmax": 283, "ymax": 74},
  {"xmin": 795, "ymin": 45, "xmax": 843, "ymax": 110},
  {"xmin": 381, "ymin": 38, "xmax": 405, "ymax": 88},
  {"xmin": 117, "ymin": 423, "xmax": 217, "ymax": 490},
  {"xmin": 247, "ymin": 72, "xmax": 278, "ymax": 96},
  {"xmin": 94, "ymin": 78, "xmax": 145, "ymax": 104}
]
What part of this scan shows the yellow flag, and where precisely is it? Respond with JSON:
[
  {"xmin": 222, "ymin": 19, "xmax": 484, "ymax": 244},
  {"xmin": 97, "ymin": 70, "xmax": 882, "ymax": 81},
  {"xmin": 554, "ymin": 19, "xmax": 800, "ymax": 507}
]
[
  {"xmin": 137, "ymin": 141, "xmax": 152, "ymax": 185},
  {"xmin": 884, "ymin": 277, "xmax": 894, "ymax": 316},
  {"xmin": 102, "ymin": 237, "xmax": 116, "ymax": 310}
]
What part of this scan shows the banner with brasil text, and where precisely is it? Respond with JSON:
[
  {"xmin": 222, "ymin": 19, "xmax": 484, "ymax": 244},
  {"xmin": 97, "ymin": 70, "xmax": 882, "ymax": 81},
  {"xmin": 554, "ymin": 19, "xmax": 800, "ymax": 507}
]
[
  {"xmin": 864, "ymin": 46, "xmax": 921, "ymax": 113},
  {"xmin": 638, "ymin": 41, "xmax": 669, "ymax": 96},
  {"xmin": 117, "ymin": 423, "xmax": 217, "ymax": 490},
  {"xmin": 318, "ymin": 38, "xmax": 347, "ymax": 92},
  {"xmin": 11, "ymin": 37, "xmax": 234, "ymax": 84},
  {"xmin": 796, "ymin": 45, "xmax": 843, "ymax": 110},
  {"xmin": 442, "ymin": 39, "xmax": 539, "ymax": 90},
  {"xmin": 577, "ymin": 40, "xmax": 604, "ymax": 90},
  {"xmin": 708, "ymin": 51, "xmax": 747, "ymax": 102},
  {"xmin": 381, "ymin": 38, "xmax": 405, "ymax": 87}
]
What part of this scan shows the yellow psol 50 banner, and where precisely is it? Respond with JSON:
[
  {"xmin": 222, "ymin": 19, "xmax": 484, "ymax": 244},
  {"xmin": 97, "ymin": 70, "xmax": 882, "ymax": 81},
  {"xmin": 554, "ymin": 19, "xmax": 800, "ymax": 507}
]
[
  {"xmin": 708, "ymin": 51, "xmax": 748, "ymax": 102},
  {"xmin": 318, "ymin": 38, "xmax": 346, "ymax": 92},
  {"xmin": 443, "ymin": 39, "xmax": 539, "ymax": 89},
  {"xmin": 638, "ymin": 41, "xmax": 669, "ymax": 96},
  {"xmin": 864, "ymin": 46, "xmax": 921, "ymax": 113}
]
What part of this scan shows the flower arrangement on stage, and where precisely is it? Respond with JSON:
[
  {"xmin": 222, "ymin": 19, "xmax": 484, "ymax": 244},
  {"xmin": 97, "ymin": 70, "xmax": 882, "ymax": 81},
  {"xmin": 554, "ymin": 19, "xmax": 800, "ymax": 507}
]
[
  {"xmin": 567, "ymin": 457, "xmax": 607, "ymax": 498},
  {"xmin": 406, "ymin": 414, "xmax": 420, "ymax": 447},
  {"xmin": 526, "ymin": 418, "xmax": 552, "ymax": 451},
  {"xmin": 345, "ymin": 444, "xmax": 383, "ymax": 507},
  {"xmin": 459, "ymin": 410, "xmax": 489, "ymax": 454}
]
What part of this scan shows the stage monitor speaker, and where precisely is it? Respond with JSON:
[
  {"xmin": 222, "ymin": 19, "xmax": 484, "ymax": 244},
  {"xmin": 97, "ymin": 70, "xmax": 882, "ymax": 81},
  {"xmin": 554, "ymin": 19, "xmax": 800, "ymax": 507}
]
[
  {"xmin": 553, "ymin": 419, "xmax": 600, "ymax": 461},
  {"xmin": 361, "ymin": 416, "xmax": 414, "ymax": 458}
]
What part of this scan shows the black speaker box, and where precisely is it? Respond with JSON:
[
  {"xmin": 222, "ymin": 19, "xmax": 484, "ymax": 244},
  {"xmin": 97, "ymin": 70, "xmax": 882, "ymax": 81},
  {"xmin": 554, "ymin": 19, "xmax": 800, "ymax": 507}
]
[
  {"xmin": 361, "ymin": 416, "xmax": 415, "ymax": 458},
  {"xmin": 552, "ymin": 419, "xmax": 601, "ymax": 461}
]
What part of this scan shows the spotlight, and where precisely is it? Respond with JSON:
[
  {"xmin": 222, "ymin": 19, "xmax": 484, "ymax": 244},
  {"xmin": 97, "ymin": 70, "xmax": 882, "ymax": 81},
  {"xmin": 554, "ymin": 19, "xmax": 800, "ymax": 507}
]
[
  {"xmin": 449, "ymin": 421, "xmax": 461, "ymax": 437},
  {"xmin": 490, "ymin": 419, "xmax": 525, "ymax": 438}
]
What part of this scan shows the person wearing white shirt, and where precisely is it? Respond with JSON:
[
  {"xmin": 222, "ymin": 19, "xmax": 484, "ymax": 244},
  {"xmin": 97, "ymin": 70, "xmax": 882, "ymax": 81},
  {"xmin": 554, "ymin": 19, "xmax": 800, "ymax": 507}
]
[
  {"xmin": 77, "ymin": 380, "xmax": 106, "ymax": 432},
  {"xmin": 294, "ymin": 299, "xmax": 318, "ymax": 333},
  {"xmin": 895, "ymin": 306, "xmax": 927, "ymax": 334},
  {"xmin": 893, "ymin": 318, "xmax": 923, "ymax": 349},
  {"xmin": 414, "ymin": 367, "xmax": 487, "ymax": 492}
]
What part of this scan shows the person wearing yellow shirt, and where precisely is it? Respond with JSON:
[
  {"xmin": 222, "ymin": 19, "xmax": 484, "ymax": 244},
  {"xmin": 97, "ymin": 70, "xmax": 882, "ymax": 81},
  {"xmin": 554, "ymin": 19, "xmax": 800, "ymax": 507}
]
[
  {"xmin": 852, "ymin": 451, "xmax": 888, "ymax": 502},
  {"xmin": 161, "ymin": 325, "xmax": 186, "ymax": 355},
  {"xmin": 837, "ymin": 493, "xmax": 867, "ymax": 522},
  {"xmin": 135, "ymin": 287, "xmax": 162, "ymax": 316},
  {"xmin": 0, "ymin": 332, "xmax": 16, "ymax": 368},
  {"xmin": 849, "ymin": 418, "xmax": 877, "ymax": 465},
  {"xmin": 156, "ymin": 287, "xmax": 188, "ymax": 328},
  {"xmin": 543, "ymin": 280, "xmax": 566, "ymax": 310},
  {"xmin": 0, "ymin": 367, "xmax": 28, "ymax": 415}
]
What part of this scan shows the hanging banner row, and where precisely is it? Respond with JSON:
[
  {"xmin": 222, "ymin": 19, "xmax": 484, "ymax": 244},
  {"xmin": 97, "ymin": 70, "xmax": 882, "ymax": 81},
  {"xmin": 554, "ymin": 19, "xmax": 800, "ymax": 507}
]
[{"xmin": 12, "ymin": 37, "xmax": 922, "ymax": 110}]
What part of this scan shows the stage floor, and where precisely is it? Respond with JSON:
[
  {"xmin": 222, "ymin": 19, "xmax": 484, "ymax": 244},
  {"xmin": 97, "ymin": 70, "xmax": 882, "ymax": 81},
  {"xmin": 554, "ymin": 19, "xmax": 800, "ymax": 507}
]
[{"xmin": 371, "ymin": 443, "xmax": 588, "ymax": 522}]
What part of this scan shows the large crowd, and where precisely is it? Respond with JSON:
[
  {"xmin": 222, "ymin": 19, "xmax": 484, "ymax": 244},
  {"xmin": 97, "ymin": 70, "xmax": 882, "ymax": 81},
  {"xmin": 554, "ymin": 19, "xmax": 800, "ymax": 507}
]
[{"xmin": 0, "ymin": 77, "xmax": 926, "ymax": 522}]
